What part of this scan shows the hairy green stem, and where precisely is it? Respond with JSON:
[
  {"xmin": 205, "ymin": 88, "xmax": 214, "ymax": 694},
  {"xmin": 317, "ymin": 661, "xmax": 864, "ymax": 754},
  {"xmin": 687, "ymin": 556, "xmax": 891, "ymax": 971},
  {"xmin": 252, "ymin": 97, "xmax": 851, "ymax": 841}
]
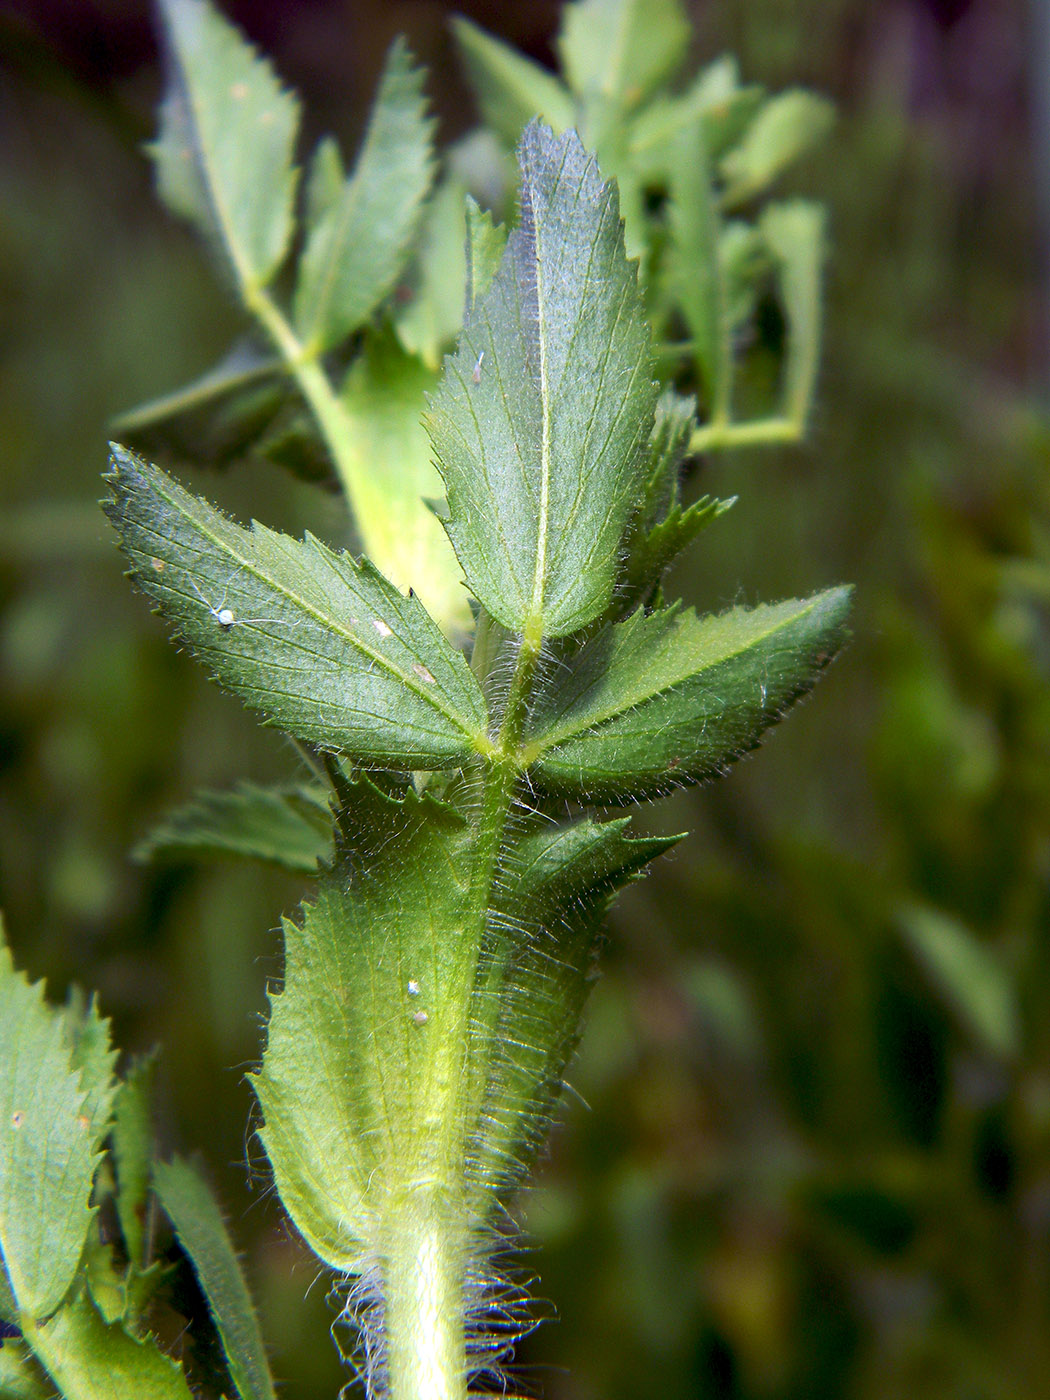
[{"xmin": 689, "ymin": 414, "xmax": 802, "ymax": 454}]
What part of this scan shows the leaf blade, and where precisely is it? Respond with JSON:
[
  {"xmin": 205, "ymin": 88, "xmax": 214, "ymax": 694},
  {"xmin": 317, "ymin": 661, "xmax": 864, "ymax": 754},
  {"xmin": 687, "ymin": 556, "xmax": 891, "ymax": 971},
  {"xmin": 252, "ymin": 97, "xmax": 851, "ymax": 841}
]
[
  {"xmin": 294, "ymin": 39, "xmax": 435, "ymax": 353},
  {"xmin": 28, "ymin": 1291, "xmax": 193, "ymax": 1400},
  {"xmin": 451, "ymin": 18, "xmax": 574, "ymax": 147},
  {"xmin": 526, "ymin": 586, "xmax": 852, "ymax": 800},
  {"xmin": 428, "ymin": 122, "xmax": 658, "ymax": 638},
  {"xmin": 558, "ymin": 0, "xmax": 690, "ymax": 109},
  {"xmin": 103, "ymin": 445, "xmax": 489, "ymax": 768},
  {"xmin": 152, "ymin": 0, "xmax": 300, "ymax": 291}
]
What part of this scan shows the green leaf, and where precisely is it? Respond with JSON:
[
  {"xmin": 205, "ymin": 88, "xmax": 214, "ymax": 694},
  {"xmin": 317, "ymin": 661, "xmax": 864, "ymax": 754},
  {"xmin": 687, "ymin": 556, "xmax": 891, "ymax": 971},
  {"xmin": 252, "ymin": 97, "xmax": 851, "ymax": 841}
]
[
  {"xmin": 61, "ymin": 993, "xmax": 117, "ymax": 1159},
  {"xmin": 155, "ymin": 1157, "xmax": 276, "ymax": 1400},
  {"xmin": 625, "ymin": 494, "xmax": 735, "ymax": 602},
  {"xmin": 393, "ymin": 177, "xmax": 468, "ymax": 370},
  {"xmin": 464, "ymin": 197, "xmax": 507, "ymax": 321},
  {"xmin": 451, "ymin": 18, "xmax": 574, "ymax": 147},
  {"xmin": 111, "ymin": 1052, "xmax": 158, "ymax": 1270},
  {"xmin": 899, "ymin": 906, "xmax": 1020, "ymax": 1061},
  {"xmin": 720, "ymin": 220, "xmax": 771, "ymax": 334},
  {"xmin": 134, "ymin": 781, "xmax": 333, "ymax": 874},
  {"xmin": 151, "ymin": 0, "xmax": 300, "ymax": 291},
  {"xmin": 666, "ymin": 118, "xmax": 730, "ymax": 421},
  {"xmin": 27, "ymin": 1290, "xmax": 192, "ymax": 1400},
  {"xmin": 627, "ymin": 59, "xmax": 763, "ymax": 180},
  {"xmin": 337, "ymin": 333, "xmax": 473, "ymax": 637},
  {"xmin": 720, "ymin": 88, "xmax": 834, "ymax": 208},
  {"xmin": 103, "ymin": 445, "xmax": 488, "ymax": 768},
  {"xmin": 112, "ymin": 342, "xmax": 289, "ymax": 473},
  {"xmin": 558, "ymin": 0, "xmax": 690, "ymax": 109},
  {"xmin": 428, "ymin": 122, "xmax": 658, "ymax": 639},
  {"xmin": 0, "ymin": 942, "xmax": 97, "ymax": 1319},
  {"xmin": 294, "ymin": 39, "xmax": 434, "ymax": 354},
  {"xmin": 0, "ymin": 1340, "xmax": 51, "ymax": 1400},
  {"xmin": 525, "ymin": 587, "xmax": 852, "ymax": 800},
  {"xmin": 303, "ymin": 135, "xmax": 344, "ymax": 229},
  {"xmin": 470, "ymin": 817, "xmax": 680, "ymax": 1195},
  {"xmin": 252, "ymin": 780, "xmax": 475, "ymax": 1273},
  {"xmin": 761, "ymin": 199, "xmax": 825, "ymax": 429}
]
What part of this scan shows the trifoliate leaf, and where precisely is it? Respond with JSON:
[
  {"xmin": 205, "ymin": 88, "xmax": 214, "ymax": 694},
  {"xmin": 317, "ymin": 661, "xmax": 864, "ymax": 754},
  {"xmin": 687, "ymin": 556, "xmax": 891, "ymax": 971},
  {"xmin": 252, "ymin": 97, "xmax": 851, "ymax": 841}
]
[
  {"xmin": 27, "ymin": 1290, "xmax": 193, "ymax": 1400},
  {"xmin": 337, "ymin": 332, "xmax": 473, "ymax": 637},
  {"xmin": 0, "ymin": 942, "xmax": 98, "ymax": 1319},
  {"xmin": 155, "ymin": 1157, "xmax": 276, "ymax": 1400},
  {"xmin": 720, "ymin": 88, "xmax": 834, "ymax": 208},
  {"xmin": 252, "ymin": 780, "xmax": 475, "ymax": 1273},
  {"xmin": 112, "ymin": 1052, "xmax": 159, "ymax": 1269},
  {"xmin": 104, "ymin": 446, "xmax": 488, "ymax": 768},
  {"xmin": 151, "ymin": 0, "xmax": 300, "ymax": 292},
  {"xmin": 464, "ymin": 197, "xmax": 507, "ymax": 322},
  {"xmin": 451, "ymin": 18, "xmax": 574, "ymax": 148},
  {"xmin": 135, "ymin": 781, "xmax": 332, "ymax": 873},
  {"xmin": 558, "ymin": 0, "xmax": 690, "ymax": 109},
  {"xmin": 469, "ymin": 817, "xmax": 680, "ymax": 1196},
  {"xmin": 899, "ymin": 906, "xmax": 1020, "ymax": 1062},
  {"xmin": 294, "ymin": 39, "xmax": 434, "ymax": 354},
  {"xmin": 428, "ymin": 122, "xmax": 658, "ymax": 639},
  {"xmin": 393, "ymin": 177, "xmax": 468, "ymax": 369},
  {"xmin": 761, "ymin": 199, "xmax": 825, "ymax": 429},
  {"xmin": 525, "ymin": 587, "xmax": 852, "ymax": 800}
]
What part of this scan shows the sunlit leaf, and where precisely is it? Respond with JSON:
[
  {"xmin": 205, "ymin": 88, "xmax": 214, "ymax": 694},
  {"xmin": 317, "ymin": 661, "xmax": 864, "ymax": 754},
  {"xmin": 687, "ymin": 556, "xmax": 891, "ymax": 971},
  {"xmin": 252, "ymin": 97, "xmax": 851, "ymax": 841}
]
[
  {"xmin": 558, "ymin": 0, "xmax": 690, "ymax": 109},
  {"xmin": 28, "ymin": 1291, "xmax": 192, "ymax": 1400}
]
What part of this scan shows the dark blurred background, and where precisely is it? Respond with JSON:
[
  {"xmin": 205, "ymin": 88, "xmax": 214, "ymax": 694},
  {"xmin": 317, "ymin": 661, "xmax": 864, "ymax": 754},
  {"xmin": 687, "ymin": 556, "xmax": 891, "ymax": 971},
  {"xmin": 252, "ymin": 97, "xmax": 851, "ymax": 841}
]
[{"xmin": 3, "ymin": 1, "xmax": 1050, "ymax": 1397}]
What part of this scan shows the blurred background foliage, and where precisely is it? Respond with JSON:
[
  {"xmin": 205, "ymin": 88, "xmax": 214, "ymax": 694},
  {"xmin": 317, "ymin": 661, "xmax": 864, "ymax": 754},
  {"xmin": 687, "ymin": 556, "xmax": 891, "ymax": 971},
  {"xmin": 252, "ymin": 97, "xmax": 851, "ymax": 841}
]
[{"xmin": 2, "ymin": 1, "xmax": 1049, "ymax": 1397}]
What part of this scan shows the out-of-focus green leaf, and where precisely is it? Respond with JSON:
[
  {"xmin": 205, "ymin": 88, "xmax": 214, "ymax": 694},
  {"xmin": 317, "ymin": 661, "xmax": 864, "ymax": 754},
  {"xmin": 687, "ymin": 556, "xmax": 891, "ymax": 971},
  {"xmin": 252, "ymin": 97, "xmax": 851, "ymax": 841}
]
[
  {"xmin": 294, "ymin": 40, "xmax": 434, "ymax": 354},
  {"xmin": 667, "ymin": 118, "xmax": 730, "ymax": 421},
  {"xmin": 720, "ymin": 221, "xmax": 771, "ymax": 332},
  {"xmin": 464, "ymin": 196, "xmax": 507, "ymax": 323},
  {"xmin": 0, "ymin": 1341, "xmax": 50, "ymax": 1399},
  {"xmin": 134, "ymin": 781, "xmax": 332, "ymax": 873},
  {"xmin": 338, "ymin": 332, "xmax": 473, "ymax": 637},
  {"xmin": 112, "ymin": 1052, "xmax": 158, "ymax": 1269},
  {"xmin": 558, "ymin": 0, "xmax": 690, "ymax": 109},
  {"xmin": 302, "ymin": 135, "xmax": 343, "ymax": 229},
  {"xmin": 720, "ymin": 89, "xmax": 834, "ymax": 208},
  {"xmin": 0, "ymin": 940, "xmax": 100, "ymax": 1319},
  {"xmin": 151, "ymin": 0, "xmax": 300, "ymax": 291},
  {"xmin": 62, "ymin": 992, "xmax": 117, "ymax": 1157},
  {"xmin": 393, "ymin": 177, "xmax": 467, "ymax": 369},
  {"xmin": 628, "ymin": 60, "xmax": 764, "ymax": 180},
  {"xmin": 251, "ymin": 781, "xmax": 474, "ymax": 1273},
  {"xmin": 526, "ymin": 588, "xmax": 852, "ymax": 800},
  {"xmin": 104, "ymin": 446, "xmax": 488, "ymax": 766},
  {"xmin": 899, "ymin": 906, "xmax": 1020, "ymax": 1061},
  {"xmin": 761, "ymin": 199, "xmax": 825, "ymax": 428},
  {"xmin": 451, "ymin": 17, "xmax": 574, "ymax": 147},
  {"xmin": 28, "ymin": 1291, "xmax": 193, "ymax": 1400},
  {"xmin": 428, "ymin": 122, "xmax": 657, "ymax": 638},
  {"xmin": 155, "ymin": 1157, "xmax": 276, "ymax": 1400}
]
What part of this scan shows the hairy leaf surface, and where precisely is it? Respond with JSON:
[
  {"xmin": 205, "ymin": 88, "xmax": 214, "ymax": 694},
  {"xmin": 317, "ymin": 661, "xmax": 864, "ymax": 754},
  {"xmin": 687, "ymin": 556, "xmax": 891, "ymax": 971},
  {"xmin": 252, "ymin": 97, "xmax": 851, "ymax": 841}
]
[
  {"xmin": 0, "ymin": 942, "xmax": 104, "ymax": 1319},
  {"xmin": 111, "ymin": 1052, "xmax": 158, "ymax": 1269},
  {"xmin": 135, "ymin": 781, "xmax": 333, "ymax": 873},
  {"xmin": 252, "ymin": 781, "xmax": 474, "ymax": 1272},
  {"xmin": 155, "ymin": 1158, "xmax": 276, "ymax": 1400},
  {"xmin": 152, "ymin": 0, "xmax": 300, "ymax": 291},
  {"xmin": 464, "ymin": 196, "xmax": 507, "ymax": 321},
  {"xmin": 30, "ymin": 1291, "xmax": 193, "ymax": 1400},
  {"xmin": 526, "ymin": 587, "xmax": 852, "ymax": 800},
  {"xmin": 294, "ymin": 40, "xmax": 434, "ymax": 353},
  {"xmin": 428, "ymin": 122, "xmax": 658, "ymax": 638},
  {"xmin": 104, "ymin": 446, "xmax": 488, "ymax": 767}
]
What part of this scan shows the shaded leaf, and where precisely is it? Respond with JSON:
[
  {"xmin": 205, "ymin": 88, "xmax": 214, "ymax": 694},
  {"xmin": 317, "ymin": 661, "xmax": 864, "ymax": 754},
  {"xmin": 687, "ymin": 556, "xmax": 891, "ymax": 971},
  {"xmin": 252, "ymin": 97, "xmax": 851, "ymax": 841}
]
[
  {"xmin": 0, "ymin": 941, "xmax": 97, "ymax": 1319},
  {"xmin": 720, "ymin": 88, "xmax": 834, "ymax": 208},
  {"xmin": 761, "ymin": 199, "xmax": 825, "ymax": 427},
  {"xmin": 393, "ymin": 177, "xmax": 468, "ymax": 369},
  {"xmin": 103, "ymin": 446, "xmax": 488, "ymax": 767},
  {"xmin": 294, "ymin": 39, "xmax": 434, "ymax": 353},
  {"xmin": 337, "ymin": 333, "xmax": 473, "ymax": 637},
  {"xmin": 28, "ymin": 1290, "xmax": 192, "ymax": 1400},
  {"xmin": 151, "ymin": 0, "xmax": 300, "ymax": 291},
  {"xmin": 0, "ymin": 1341, "xmax": 51, "ymax": 1399},
  {"xmin": 428, "ymin": 122, "xmax": 657, "ymax": 638},
  {"xmin": 112, "ymin": 1052, "xmax": 158, "ymax": 1270},
  {"xmin": 252, "ymin": 781, "xmax": 475, "ymax": 1272},
  {"xmin": 525, "ymin": 587, "xmax": 852, "ymax": 800},
  {"xmin": 464, "ymin": 196, "xmax": 507, "ymax": 323},
  {"xmin": 155, "ymin": 1157, "xmax": 276, "ymax": 1400},
  {"xmin": 899, "ymin": 906, "xmax": 1020, "ymax": 1061},
  {"xmin": 135, "ymin": 781, "xmax": 332, "ymax": 873},
  {"xmin": 558, "ymin": 0, "xmax": 690, "ymax": 109},
  {"xmin": 451, "ymin": 18, "xmax": 574, "ymax": 147}
]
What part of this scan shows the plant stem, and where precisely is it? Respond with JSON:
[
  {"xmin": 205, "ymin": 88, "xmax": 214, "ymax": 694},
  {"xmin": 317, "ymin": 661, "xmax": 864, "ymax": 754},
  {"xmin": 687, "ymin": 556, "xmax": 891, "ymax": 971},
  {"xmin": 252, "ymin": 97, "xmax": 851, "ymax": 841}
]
[{"xmin": 688, "ymin": 414, "xmax": 802, "ymax": 454}]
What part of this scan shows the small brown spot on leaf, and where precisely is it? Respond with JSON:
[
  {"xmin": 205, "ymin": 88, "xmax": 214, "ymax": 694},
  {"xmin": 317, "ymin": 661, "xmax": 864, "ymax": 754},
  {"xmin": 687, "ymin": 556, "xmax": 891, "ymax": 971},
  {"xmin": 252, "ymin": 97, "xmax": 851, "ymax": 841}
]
[
  {"xmin": 151, "ymin": 558, "xmax": 164, "ymax": 572},
  {"xmin": 77, "ymin": 1114, "xmax": 90, "ymax": 1131},
  {"xmin": 231, "ymin": 81, "xmax": 249, "ymax": 100},
  {"xmin": 11, "ymin": 1111, "xmax": 24, "ymax": 1129}
]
